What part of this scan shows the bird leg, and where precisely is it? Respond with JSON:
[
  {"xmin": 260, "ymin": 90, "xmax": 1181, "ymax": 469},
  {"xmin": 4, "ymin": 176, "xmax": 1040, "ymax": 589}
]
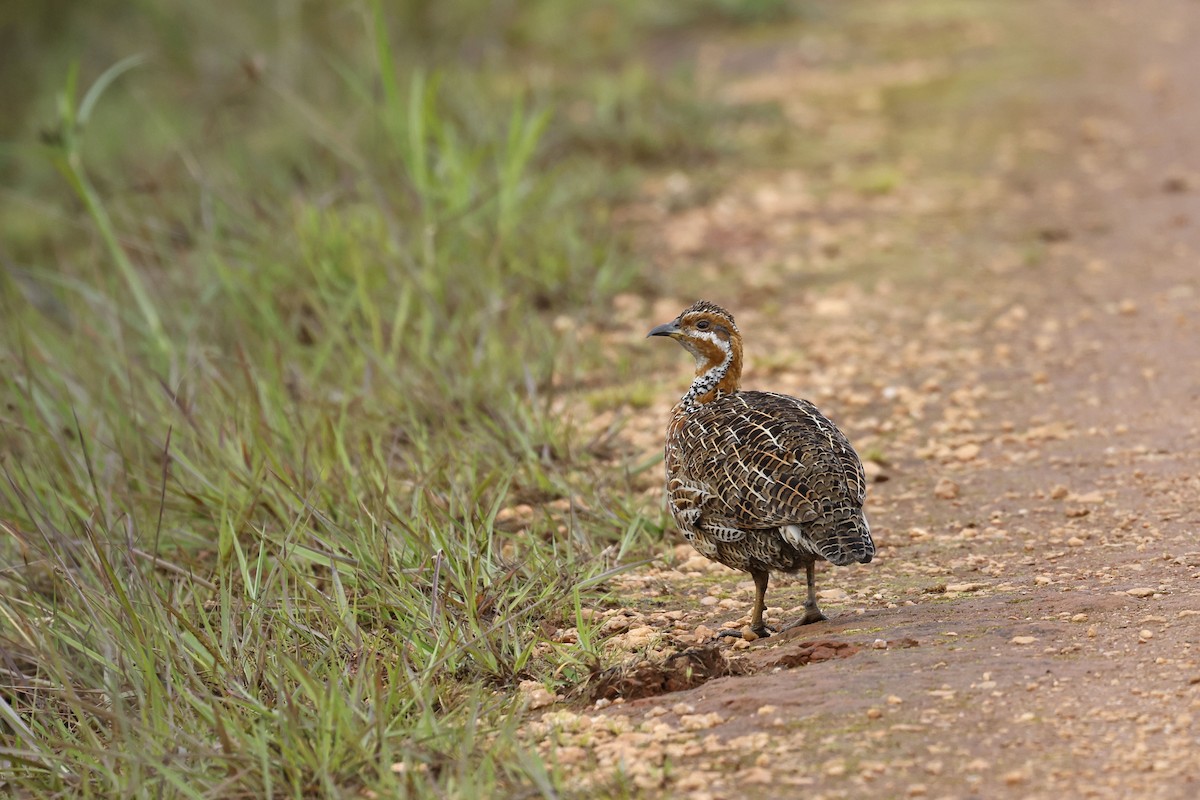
[
  {"xmin": 718, "ymin": 569, "xmax": 772, "ymax": 640},
  {"xmin": 798, "ymin": 559, "xmax": 828, "ymax": 625},
  {"xmin": 778, "ymin": 561, "xmax": 829, "ymax": 633}
]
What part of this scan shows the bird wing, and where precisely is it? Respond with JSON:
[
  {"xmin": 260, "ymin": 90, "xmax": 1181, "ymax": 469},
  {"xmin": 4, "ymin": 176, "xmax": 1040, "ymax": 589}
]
[{"xmin": 670, "ymin": 391, "xmax": 871, "ymax": 564}]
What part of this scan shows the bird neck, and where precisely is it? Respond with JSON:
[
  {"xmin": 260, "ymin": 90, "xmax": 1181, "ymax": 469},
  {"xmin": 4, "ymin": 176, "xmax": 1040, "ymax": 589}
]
[{"xmin": 681, "ymin": 336, "xmax": 742, "ymax": 411}]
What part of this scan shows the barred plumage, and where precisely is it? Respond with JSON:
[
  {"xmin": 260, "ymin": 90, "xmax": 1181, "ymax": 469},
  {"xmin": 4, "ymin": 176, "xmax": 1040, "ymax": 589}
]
[{"xmin": 649, "ymin": 300, "xmax": 874, "ymax": 638}]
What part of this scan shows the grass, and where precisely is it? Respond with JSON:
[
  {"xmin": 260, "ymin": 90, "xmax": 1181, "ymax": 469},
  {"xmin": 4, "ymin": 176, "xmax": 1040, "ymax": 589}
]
[{"xmin": 0, "ymin": 0, "xmax": 760, "ymax": 796}]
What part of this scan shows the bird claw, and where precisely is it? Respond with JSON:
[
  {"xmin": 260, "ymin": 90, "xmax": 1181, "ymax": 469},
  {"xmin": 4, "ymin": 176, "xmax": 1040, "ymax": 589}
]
[
  {"xmin": 801, "ymin": 608, "xmax": 829, "ymax": 625},
  {"xmin": 717, "ymin": 625, "xmax": 774, "ymax": 641},
  {"xmin": 780, "ymin": 609, "xmax": 829, "ymax": 632}
]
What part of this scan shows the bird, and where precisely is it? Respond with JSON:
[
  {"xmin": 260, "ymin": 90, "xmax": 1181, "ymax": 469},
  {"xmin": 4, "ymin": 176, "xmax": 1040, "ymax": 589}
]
[{"xmin": 648, "ymin": 300, "xmax": 874, "ymax": 639}]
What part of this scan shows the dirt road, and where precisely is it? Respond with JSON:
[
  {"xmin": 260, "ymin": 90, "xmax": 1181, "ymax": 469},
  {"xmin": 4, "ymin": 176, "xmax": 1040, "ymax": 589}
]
[{"xmin": 528, "ymin": 2, "xmax": 1200, "ymax": 797}]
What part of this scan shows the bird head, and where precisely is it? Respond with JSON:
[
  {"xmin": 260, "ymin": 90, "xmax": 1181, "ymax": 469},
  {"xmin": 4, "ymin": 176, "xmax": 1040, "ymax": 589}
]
[{"xmin": 648, "ymin": 300, "xmax": 743, "ymax": 384}]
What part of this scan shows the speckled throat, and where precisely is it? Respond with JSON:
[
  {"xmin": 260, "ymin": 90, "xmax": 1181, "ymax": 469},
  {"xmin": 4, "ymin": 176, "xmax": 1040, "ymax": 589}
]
[{"xmin": 679, "ymin": 333, "xmax": 741, "ymax": 412}]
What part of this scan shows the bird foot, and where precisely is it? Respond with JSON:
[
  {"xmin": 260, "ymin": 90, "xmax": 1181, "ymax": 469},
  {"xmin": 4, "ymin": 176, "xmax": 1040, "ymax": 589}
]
[
  {"xmin": 780, "ymin": 608, "xmax": 828, "ymax": 632},
  {"xmin": 717, "ymin": 624, "xmax": 773, "ymax": 641}
]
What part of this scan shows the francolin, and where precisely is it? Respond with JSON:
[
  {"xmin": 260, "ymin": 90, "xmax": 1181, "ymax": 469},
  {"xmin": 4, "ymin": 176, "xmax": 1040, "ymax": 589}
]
[{"xmin": 649, "ymin": 300, "xmax": 874, "ymax": 639}]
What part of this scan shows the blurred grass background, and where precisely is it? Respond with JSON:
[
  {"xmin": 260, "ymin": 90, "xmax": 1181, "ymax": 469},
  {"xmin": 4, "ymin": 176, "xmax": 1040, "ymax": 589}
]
[{"xmin": 0, "ymin": 0, "xmax": 796, "ymax": 796}]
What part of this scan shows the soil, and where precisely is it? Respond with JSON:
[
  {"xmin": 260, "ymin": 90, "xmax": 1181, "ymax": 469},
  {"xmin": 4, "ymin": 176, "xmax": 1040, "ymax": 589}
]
[{"xmin": 528, "ymin": 1, "xmax": 1200, "ymax": 797}]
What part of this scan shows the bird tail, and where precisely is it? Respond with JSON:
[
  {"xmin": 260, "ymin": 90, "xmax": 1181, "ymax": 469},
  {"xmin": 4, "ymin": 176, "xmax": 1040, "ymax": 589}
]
[
  {"xmin": 854, "ymin": 512, "xmax": 875, "ymax": 564},
  {"xmin": 819, "ymin": 511, "xmax": 874, "ymax": 566}
]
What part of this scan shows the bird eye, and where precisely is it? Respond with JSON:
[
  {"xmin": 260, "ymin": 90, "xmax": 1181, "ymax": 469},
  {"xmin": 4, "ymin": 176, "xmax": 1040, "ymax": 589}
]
[{"xmin": 696, "ymin": 320, "xmax": 710, "ymax": 330}]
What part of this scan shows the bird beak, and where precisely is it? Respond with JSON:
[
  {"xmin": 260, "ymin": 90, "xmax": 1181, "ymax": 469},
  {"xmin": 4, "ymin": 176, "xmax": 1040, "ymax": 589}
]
[{"xmin": 647, "ymin": 320, "xmax": 680, "ymax": 338}]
